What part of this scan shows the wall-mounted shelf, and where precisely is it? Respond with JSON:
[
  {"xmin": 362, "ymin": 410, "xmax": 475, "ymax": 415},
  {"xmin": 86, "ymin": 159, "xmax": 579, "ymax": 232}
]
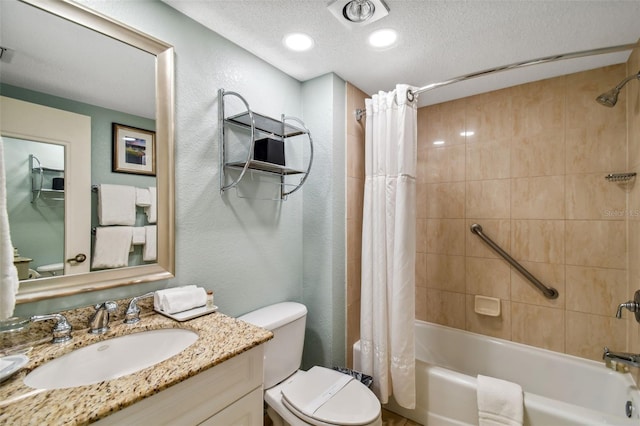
[
  {"xmin": 30, "ymin": 154, "xmax": 64, "ymax": 202},
  {"xmin": 226, "ymin": 160, "xmax": 307, "ymax": 175},
  {"xmin": 225, "ymin": 111, "xmax": 306, "ymax": 138},
  {"xmin": 218, "ymin": 89, "xmax": 313, "ymax": 200}
]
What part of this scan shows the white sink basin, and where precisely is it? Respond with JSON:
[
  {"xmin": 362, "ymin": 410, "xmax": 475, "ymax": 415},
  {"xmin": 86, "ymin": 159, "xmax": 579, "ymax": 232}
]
[{"xmin": 24, "ymin": 328, "xmax": 198, "ymax": 389}]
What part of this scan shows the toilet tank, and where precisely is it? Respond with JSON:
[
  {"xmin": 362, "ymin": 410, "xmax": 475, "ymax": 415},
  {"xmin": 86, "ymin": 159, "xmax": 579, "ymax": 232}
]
[{"xmin": 238, "ymin": 302, "xmax": 307, "ymax": 389}]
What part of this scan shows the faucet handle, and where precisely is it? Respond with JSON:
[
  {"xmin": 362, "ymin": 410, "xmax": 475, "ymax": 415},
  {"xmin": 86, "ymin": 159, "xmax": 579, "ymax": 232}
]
[
  {"xmin": 616, "ymin": 290, "xmax": 640, "ymax": 322},
  {"xmin": 124, "ymin": 292, "xmax": 154, "ymax": 325},
  {"xmin": 95, "ymin": 300, "xmax": 118, "ymax": 312},
  {"xmin": 616, "ymin": 301, "xmax": 639, "ymax": 318},
  {"xmin": 31, "ymin": 313, "xmax": 72, "ymax": 343}
]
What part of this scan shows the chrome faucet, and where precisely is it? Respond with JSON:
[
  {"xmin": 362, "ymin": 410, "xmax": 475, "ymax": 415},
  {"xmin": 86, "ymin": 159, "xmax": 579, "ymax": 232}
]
[
  {"xmin": 31, "ymin": 313, "xmax": 72, "ymax": 343},
  {"xmin": 603, "ymin": 347, "xmax": 640, "ymax": 369},
  {"xmin": 88, "ymin": 301, "xmax": 118, "ymax": 334},
  {"xmin": 124, "ymin": 292, "xmax": 155, "ymax": 324}
]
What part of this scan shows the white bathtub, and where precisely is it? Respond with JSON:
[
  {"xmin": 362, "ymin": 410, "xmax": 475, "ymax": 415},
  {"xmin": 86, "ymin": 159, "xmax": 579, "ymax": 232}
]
[{"xmin": 354, "ymin": 320, "xmax": 640, "ymax": 425}]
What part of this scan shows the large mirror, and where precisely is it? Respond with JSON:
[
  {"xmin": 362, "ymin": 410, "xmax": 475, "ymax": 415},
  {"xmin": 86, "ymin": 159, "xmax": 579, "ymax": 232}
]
[{"xmin": 0, "ymin": 0, "xmax": 175, "ymax": 303}]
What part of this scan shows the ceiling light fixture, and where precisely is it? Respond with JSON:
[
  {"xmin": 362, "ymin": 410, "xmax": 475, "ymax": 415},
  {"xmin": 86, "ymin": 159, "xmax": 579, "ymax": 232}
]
[
  {"xmin": 327, "ymin": 0, "xmax": 389, "ymax": 27},
  {"xmin": 283, "ymin": 33, "xmax": 315, "ymax": 52},
  {"xmin": 368, "ymin": 29, "xmax": 397, "ymax": 48},
  {"xmin": 343, "ymin": 0, "xmax": 375, "ymax": 23}
]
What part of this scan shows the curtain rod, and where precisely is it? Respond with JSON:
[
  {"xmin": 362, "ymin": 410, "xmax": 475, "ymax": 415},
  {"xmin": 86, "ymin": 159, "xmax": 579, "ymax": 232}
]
[{"xmin": 355, "ymin": 42, "xmax": 638, "ymax": 121}]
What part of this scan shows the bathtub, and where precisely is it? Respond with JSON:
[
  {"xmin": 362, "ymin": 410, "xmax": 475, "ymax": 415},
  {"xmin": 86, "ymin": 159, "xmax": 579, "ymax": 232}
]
[{"xmin": 354, "ymin": 320, "xmax": 640, "ymax": 425}]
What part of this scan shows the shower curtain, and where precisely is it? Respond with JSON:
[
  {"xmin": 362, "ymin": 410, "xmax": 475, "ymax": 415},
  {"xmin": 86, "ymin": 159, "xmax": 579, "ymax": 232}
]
[{"xmin": 360, "ymin": 84, "xmax": 416, "ymax": 409}]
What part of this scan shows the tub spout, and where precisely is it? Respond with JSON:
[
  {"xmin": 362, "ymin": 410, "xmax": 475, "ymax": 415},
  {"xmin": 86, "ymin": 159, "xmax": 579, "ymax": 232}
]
[{"xmin": 603, "ymin": 347, "xmax": 640, "ymax": 369}]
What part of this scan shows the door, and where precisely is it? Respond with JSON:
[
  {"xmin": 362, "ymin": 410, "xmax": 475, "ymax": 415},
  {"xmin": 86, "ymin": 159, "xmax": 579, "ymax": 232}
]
[{"xmin": 0, "ymin": 96, "xmax": 91, "ymax": 275}]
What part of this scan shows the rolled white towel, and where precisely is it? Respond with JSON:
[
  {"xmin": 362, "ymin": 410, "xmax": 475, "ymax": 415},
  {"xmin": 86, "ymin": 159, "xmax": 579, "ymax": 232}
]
[
  {"xmin": 154, "ymin": 286, "xmax": 206, "ymax": 314},
  {"xmin": 153, "ymin": 285, "xmax": 196, "ymax": 310}
]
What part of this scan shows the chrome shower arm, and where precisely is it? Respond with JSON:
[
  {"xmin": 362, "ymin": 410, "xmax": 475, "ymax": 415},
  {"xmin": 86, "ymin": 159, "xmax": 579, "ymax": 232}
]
[{"xmin": 613, "ymin": 71, "xmax": 640, "ymax": 91}]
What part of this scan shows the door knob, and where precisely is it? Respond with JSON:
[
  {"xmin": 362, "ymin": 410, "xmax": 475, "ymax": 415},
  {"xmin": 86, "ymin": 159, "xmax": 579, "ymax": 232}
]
[{"xmin": 66, "ymin": 253, "xmax": 87, "ymax": 264}]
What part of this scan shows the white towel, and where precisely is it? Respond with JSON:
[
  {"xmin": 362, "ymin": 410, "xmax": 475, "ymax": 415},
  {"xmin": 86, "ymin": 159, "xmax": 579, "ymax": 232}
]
[
  {"xmin": 477, "ymin": 375, "xmax": 523, "ymax": 426},
  {"xmin": 91, "ymin": 226, "xmax": 133, "ymax": 269},
  {"xmin": 144, "ymin": 186, "xmax": 156, "ymax": 224},
  {"xmin": 97, "ymin": 184, "xmax": 136, "ymax": 226},
  {"xmin": 143, "ymin": 225, "xmax": 156, "ymax": 262},
  {"xmin": 132, "ymin": 227, "xmax": 146, "ymax": 245},
  {"xmin": 130, "ymin": 227, "xmax": 146, "ymax": 253},
  {"xmin": 153, "ymin": 285, "xmax": 196, "ymax": 311},
  {"xmin": 135, "ymin": 187, "xmax": 151, "ymax": 207},
  {"xmin": 155, "ymin": 286, "xmax": 207, "ymax": 314},
  {"xmin": 0, "ymin": 138, "xmax": 19, "ymax": 320}
]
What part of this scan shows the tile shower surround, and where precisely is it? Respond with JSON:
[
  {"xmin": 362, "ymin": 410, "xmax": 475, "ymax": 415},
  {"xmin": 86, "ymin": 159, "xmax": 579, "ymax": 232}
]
[{"xmin": 346, "ymin": 48, "xmax": 640, "ymax": 365}]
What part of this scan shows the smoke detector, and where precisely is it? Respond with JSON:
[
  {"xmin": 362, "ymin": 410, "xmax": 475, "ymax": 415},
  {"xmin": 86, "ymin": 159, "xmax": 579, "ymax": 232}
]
[{"xmin": 327, "ymin": 0, "xmax": 390, "ymax": 27}]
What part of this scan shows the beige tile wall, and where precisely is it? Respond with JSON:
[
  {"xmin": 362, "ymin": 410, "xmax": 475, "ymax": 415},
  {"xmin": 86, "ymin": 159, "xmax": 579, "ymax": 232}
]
[
  {"xmin": 346, "ymin": 82, "xmax": 367, "ymax": 368},
  {"xmin": 346, "ymin": 48, "xmax": 640, "ymax": 365},
  {"xmin": 417, "ymin": 63, "xmax": 633, "ymax": 361}
]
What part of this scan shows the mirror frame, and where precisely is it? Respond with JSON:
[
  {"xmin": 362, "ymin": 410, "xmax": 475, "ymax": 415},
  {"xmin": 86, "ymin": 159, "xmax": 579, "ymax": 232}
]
[{"xmin": 14, "ymin": 0, "xmax": 175, "ymax": 303}]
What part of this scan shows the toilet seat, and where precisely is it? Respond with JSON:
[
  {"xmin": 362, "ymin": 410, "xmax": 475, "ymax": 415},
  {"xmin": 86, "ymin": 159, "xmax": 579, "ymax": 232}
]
[
  {"xmin": 36, "ymin": 263, "xmax": 64, "ymax": 273},
  {"xmin": 280, "ymin": 366, "xmax": 380, "ymax": 426}
]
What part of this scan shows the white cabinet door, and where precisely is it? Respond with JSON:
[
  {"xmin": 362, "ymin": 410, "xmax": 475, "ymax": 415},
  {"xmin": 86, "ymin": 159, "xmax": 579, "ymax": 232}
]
[
  {"xmin": 199, "ymin": 387, "xmax": 263, "ymax": 426},
  {"xmin": 95, "ymin": 345, "xmax": 264, "ymax": 425}
]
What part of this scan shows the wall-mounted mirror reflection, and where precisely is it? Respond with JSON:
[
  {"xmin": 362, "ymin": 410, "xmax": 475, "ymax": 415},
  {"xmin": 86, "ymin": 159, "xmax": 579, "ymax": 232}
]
[
  {"xmin": 5, "ymin": 138, "xmax": 65, "ymax": 279},
  {"xmin": 0, "ymin": 0, "xmax": 175, "ymax": 303}
]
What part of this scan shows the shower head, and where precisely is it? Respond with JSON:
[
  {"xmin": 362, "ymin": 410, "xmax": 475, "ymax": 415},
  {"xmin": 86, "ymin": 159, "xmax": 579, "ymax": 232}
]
[{"xmin": 595, "ymin": 70, "xmax": 640, "ymax": 107}]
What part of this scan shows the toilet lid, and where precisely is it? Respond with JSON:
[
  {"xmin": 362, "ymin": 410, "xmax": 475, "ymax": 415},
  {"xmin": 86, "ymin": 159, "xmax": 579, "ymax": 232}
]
[{"xmin": 281, "ymin": 366, "xmax": 380, "ymax": 426}]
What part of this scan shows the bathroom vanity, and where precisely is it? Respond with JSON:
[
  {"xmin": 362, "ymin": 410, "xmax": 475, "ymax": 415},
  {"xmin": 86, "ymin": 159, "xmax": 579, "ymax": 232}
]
[{"xmin": 0, "ymin": 304, "xmax": 272, "ymax": 425}]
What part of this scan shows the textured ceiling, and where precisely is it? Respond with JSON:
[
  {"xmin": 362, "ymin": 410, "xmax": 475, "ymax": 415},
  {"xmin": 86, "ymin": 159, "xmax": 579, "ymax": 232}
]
[{"xmin": 163, "ymin": 0, "xmax": 640, "ymax": 106}]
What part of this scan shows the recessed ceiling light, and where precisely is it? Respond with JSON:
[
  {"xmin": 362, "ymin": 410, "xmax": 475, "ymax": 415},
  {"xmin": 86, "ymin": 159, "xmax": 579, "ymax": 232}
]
[
  {"xmin": 368, "ymin": 29, "xmax": 397, "ymax": 48},
  {"xmin": 327, "ymin": 0, "xmax": 390, "ymax": 27},
  {"xmin": 283, "ymin": 33, "xmax": 315, "ymax": 52},
  {"xmin": 343, "ymin": 0, "xmax": 376, "ymax": 23}
]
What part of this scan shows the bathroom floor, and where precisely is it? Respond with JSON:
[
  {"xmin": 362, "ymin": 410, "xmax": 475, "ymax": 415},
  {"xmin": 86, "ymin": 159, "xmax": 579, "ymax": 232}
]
[
  {"xmin": 263, "ymin": 409, "xmax": 422, "ymax": 425},
  {"xmin": 380, "ymin": 408, "xmax": 422, "ymax": 425}
]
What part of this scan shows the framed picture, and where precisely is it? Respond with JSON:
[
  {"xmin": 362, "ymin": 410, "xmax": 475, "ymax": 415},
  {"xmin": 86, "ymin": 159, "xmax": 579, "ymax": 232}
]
[{"xmin": 112, "ymin": 123, "xmax": 156, "ymax": 176}]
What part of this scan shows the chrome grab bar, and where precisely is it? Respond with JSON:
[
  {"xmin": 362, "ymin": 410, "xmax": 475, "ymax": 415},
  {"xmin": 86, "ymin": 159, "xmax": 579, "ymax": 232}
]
[{"xmin": 470, "ymin": 224, "xmax": 559, "ymax": 299}]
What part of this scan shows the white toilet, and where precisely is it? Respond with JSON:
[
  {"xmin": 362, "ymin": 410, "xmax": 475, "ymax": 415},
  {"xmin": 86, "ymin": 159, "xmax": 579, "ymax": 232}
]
[
  {"xmin": 36, "ymin": 262, "xmax": 64, "ymax": 277},
  {"xmin": 239, "ymin": 302, "xmax": 381, "ymax": 426}
]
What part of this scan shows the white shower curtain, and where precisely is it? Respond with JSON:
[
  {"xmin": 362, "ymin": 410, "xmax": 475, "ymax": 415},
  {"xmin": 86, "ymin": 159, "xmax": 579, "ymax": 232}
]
[{"xmin": 360, "ymin": 84, "xmax": 417, "ymax": 409}]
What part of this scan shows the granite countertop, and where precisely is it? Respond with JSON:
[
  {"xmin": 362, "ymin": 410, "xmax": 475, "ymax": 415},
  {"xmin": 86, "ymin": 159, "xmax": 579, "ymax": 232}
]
[{"xmin": 0, "ymin": 300, "xmax": 272, "ymax": 425}]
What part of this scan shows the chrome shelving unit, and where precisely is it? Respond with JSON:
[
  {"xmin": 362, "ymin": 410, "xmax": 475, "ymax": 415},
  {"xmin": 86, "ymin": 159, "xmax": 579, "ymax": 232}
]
[
  {"xmin": 30, "ymin": 154, "xmax": 64, "ymax": 202},
  {"xmin": 218, "ymin": 89, "xmax": 313, "ymax": 200}
]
